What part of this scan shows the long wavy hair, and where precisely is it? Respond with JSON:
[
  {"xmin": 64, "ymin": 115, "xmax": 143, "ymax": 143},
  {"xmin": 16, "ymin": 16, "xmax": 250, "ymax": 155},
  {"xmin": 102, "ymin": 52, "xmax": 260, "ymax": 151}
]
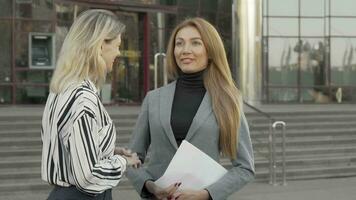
[
  {"xmin": 166, "ymin": 18, "xmax": 242, "ymax": 159},
  {"xmin": 50, "ymin": 9, "xmax": 125, "ymax": 93}
]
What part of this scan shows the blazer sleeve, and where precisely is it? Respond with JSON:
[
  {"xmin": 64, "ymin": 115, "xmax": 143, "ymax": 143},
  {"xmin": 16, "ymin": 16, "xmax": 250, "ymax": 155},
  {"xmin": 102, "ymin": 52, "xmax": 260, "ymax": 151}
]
[
  {"xmin": 126, "ymin": 94, "xmax": 154, "ymax": 198},
  {"xmin": 205, "ymin": 112, "xmax": 255, "ymax": 200}
]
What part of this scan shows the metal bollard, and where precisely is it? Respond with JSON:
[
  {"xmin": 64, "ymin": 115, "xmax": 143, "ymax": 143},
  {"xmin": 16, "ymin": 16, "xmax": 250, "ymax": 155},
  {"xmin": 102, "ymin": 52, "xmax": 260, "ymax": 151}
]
[{"xmin": 272, "ymin": 121, "xmax": 287, "ymax": 186}]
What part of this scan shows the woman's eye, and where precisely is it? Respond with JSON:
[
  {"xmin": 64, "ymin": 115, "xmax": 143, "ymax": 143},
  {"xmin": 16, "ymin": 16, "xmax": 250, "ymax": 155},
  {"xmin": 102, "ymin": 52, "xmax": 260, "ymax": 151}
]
[
  {"xmin": 175, "ymin": 41, "xmax": 183, "ymax": 46},
  {"xmin": 192, "ymin": 41, "xmax": 201, "ymax": 46}
]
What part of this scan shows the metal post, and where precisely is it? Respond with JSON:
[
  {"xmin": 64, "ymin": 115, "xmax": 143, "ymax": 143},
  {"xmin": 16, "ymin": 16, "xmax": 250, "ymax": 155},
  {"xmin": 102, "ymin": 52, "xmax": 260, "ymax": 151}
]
[
  {"xmin": 281, "ymin": 123, "xmax": 287, "ymax": 186},
  {"xmin": 268, "ymin": 119, "xmax": 274, "ymax": 185},
  {"xmin": 154, "ymin": 53, "xmax": 166, "ymax": 89},
  {"xmin": 272, "ymin": 121, "xmax": 287, "ymax": 186}
]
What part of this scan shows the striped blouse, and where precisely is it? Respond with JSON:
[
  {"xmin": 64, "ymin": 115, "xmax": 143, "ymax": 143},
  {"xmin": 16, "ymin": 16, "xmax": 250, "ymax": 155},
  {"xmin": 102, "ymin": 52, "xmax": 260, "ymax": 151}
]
[{"xmin": 41, "ymin": 79, "xmax": 127, "ymax": 195}]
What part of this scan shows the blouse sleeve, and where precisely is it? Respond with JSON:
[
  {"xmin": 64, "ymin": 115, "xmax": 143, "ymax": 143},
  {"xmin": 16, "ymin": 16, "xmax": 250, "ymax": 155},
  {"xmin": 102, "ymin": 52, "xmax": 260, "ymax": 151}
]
[{"xmin": 68, "ymin": 111, "xmax": 127, "ymax": 195}]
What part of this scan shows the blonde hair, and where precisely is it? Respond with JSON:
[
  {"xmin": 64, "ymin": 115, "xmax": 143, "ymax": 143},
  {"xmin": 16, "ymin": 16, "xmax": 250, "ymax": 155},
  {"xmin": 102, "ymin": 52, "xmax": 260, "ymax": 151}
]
[
  {"xmin": 166, "ymin": 18, "xmax": 242, "ymax": 159},
  {"xmin": 50, "ymin": 9, "xmax": 125, "ymax": 93}
]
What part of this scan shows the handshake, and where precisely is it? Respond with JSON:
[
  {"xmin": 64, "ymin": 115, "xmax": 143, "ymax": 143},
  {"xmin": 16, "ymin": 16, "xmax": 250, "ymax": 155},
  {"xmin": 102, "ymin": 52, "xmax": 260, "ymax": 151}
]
[{"xmin": 114, "ymin": 147, "xmax": 142, "ymax": 168}]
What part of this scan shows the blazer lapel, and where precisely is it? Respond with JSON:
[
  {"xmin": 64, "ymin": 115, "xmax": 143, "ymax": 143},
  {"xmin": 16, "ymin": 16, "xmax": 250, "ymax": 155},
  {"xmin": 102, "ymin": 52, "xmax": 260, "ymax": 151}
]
[
  {"xmin": 185, "ymin": 92, "xmax": 213, "ymax": 141},
  {"xmin": 159, "ymin": 82, "xmax": 179, "ymax": 149}
]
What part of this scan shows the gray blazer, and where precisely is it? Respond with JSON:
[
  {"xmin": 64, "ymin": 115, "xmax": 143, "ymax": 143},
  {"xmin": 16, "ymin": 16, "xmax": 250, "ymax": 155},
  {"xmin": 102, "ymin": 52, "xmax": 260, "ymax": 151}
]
[{"xmin": 126, "ymin": 81, "xmax": 255, "ymax": 200}]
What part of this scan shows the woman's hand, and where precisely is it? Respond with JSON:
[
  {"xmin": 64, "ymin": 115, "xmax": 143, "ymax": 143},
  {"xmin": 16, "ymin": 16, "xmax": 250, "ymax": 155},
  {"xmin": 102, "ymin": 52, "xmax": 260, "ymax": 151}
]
[
  {"xmin": 114, "ymin": 147, "xmax": 132, "ymax": 156},
  {"xmin": 145, "ymin": 180, "xmax": 181, "ymax": 200},
  {"xmin": 115, "ymin": 147, "xmax": 141, "ymax": 168},
  {"xmin": 171, "ymin": 189, "xmax": 210, "ymax": 200},
  {"xmin": 122, "ymin": 152, "xmax": 141, "ymax": 168}
]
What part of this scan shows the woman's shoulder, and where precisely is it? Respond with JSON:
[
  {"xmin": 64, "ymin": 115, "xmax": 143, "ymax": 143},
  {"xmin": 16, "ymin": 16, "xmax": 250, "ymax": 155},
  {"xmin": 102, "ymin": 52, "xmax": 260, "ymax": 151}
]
[{"xmin": 146, "ymin": 81, "xmax": 176, "ymax": 97}]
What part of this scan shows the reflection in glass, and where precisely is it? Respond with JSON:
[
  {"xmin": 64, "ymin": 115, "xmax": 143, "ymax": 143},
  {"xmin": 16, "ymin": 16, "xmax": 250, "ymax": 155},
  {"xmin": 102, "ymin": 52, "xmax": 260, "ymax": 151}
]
[
  {"xmin": 301, "ymin": 87, "xmax": 334, "ymax": 103},
  {"xmin": 299, "ymin": 38, "xmax": 326, "ymax": 88},
  {"xmin": 301, "ymin": 19, "xmax": 324, "ymax": 36},
  {"xmin": 15, "ymin": 20, "xmax": 53, "ymax": 33},
  {"xmin": 114, "ymin": 11, "xmax": 141, "ymax": 103},
  {"xmin": 0, "ymin": 87, "xmax": 11, "ymax": 104},
  {"xmin": 268, "ymin": 38, "xmax": 299, "ymax": 85},
  {"xmin": 301, "ymin": 0, "xmax": 325, "ymax": 16},
  {"xmin": 269, "ymin": 18, "xmax": 298, "ymax": 36},
  {"xmin": 0, "ymin": 0, "xmax": 12, "ymax": 17},
  {"xmin": 16, "ymin": 71, "xmax": 53, "ymax": 84},
  {"xmin": 0, "ymin": 20, "xmax": 12, "ymax": 83},
  {"xmin": 331, "ymin": 0, "xmax": 356, "ymax": 16},
  {"xmin": 269, "ymin": 88, "xmax": 298, "ymax": 102},
  {"xmin": 269, "ymin": 0, "xmax": 298, "ymax": 16},
  {"xmin": 15, "ymin": 33, "xmax": 29, "ymax": 68},
  {"xmin": 16, "ymin": 0, "xmax": 54, "ymax": 20},
  {"xmin": 331, "ymin": 18, "xmax": 356, "ymax": 36},
  {"xmin": 331, "ymin": 38, "xmax": 356, "ymax": 85},
  {"xmin": 16, "ymin": 86, "xmax": 49, "ymax": 104}
]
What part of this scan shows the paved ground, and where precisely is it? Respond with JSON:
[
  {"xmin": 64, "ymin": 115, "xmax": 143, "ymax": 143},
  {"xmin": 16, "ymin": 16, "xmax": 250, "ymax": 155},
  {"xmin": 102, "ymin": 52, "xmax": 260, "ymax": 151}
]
[{"xmin": 2, "ymin": 177, "xmax": 356, "ymax": 200}]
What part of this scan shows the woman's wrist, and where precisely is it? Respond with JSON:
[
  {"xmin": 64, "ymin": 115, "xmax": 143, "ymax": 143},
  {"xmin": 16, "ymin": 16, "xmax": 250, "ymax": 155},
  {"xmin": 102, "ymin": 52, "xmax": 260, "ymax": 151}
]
[
  {"xmin": 144, "ymin": 180, "xmax": 156, "ymax": 194},
  {"xmin": 200, "ymin": 189, "xmax": 211, "ymax": 200}
]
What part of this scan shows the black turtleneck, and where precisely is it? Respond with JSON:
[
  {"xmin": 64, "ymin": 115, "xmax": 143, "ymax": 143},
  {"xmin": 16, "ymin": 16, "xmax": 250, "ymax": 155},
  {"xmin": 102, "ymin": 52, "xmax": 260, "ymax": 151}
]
[{"xmin": 170, "ymin": 69, "xmax": 207, "ymax": 146}]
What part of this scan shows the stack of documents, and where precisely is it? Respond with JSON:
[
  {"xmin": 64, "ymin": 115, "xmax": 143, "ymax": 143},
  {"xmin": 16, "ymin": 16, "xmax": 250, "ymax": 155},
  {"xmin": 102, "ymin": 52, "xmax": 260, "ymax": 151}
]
[{"xmin": 155, "ymin": 140, "xmax": 227, "ymax": 190}]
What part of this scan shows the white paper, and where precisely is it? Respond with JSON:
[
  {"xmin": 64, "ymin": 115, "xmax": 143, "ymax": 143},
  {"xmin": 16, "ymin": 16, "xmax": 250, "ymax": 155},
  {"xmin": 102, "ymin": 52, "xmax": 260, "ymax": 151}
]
[{"xmin": 155, "ymin": 140, "xmax": 227, "ymax": 190}]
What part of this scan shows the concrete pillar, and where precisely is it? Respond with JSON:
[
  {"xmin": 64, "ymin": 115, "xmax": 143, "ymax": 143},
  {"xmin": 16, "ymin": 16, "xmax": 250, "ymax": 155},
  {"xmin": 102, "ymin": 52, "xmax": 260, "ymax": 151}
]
[{"xmin": 235, "ymin": 0, "xmax": 262, "ymax": 105}]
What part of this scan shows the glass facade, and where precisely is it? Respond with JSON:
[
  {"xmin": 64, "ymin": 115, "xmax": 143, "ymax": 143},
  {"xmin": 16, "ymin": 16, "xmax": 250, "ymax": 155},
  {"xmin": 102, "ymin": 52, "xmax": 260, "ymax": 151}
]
[
  {"xmin": 263, "ymin": 0, "xmax": 356, "ymax": 103},
  {"xmin": 0, "ymin": 0, "xmax": 233, "ymax": 104}
]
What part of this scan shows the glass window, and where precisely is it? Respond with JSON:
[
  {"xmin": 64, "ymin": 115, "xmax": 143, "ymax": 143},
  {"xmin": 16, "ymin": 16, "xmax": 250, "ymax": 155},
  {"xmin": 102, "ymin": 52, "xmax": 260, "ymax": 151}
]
[
  {"xmin": 263, "ymin": 17, "xmax": 268, "ymax": 36},
  {"xmin": 331, "ymin": 0, "xmax": 356, "ymax": 16},
  {"xmin": 113, "ymin": 11, "xmax": 142, "ymax": 103},
  {"xmin": 177, "ymin": 0, "xmax": 200, "ymax": 8},
  {"xmin": 300, "ymin": 87, "xmax": 333, "ymax": 103},
  {"xmin": 15, "ymin": 33, "xmax": 29, "ymax": 68},
  {"xmin": 301, "ymin": 0, "xmax": 325, "ymax": 17},
  {"xmin": 200, "ymin": 12, "xmax": 216, "ymax": 25},
  {"xmin": 331, "ymin": 18, "xmax": 356, "ymax": 36},
  {"xmin": 269, "ymin": 18, "xmax": 298, "ymax": 36},
  {"xmin": 299, "ymin": 38, "xmax": 327, "ymax": 86},
  {"xmin": 16, "ymin": 70, "xmax": 53, "ymax": 84},
  {"xmin": 0, "ymin": 86, "xmax": 12, "ymax": 104},
  {"xmin": 268, "ymin": 0, "xmax": 299, "ymax": 16},
  {"xmin": 301, "ymin": 19, "xmax": 325, "ymax": 36},
  {"xmin": 268, "ymin": 38, "xmax": 299, "ymax": 86},
  {"xmin": 0, "ymin": 0, "xmax": 12, "ymax": 17},
  {"xmin": 16, "ymin": 0, "xmax": 54, "ymax": 20},
  {"xmin": 200, "ymin": 0, "xmax": 218, "ymax": 12},
  {"xmin": 15, "ymin": 20, "xmax": 53, "ymax": 33},
  {"xmin": 15, "ymin": 86, "xmax": 49, "ymax": 104},
  {"xmin": 330, "ymin": 38, "xmax": 356, "ymax": 85},
  {"xmin": 263, "ymin": 0, "xmax": 267, "ymax": 16},
  {"xmin": 268, "ymin": 87, "xmax": 298, "ymax": 102},
  {"xmin": 177, "ymin": 8, "xmax": 197, "ymax": 21},
  {"xmin": 0, "ymin": 20, "xmax": 12, "ymax": 83}
]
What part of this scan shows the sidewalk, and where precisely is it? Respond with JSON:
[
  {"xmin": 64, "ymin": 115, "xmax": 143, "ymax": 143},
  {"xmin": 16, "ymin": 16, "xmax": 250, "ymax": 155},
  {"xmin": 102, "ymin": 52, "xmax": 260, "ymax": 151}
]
[{"xmin": 3, "ymin": 177, "xmax": 356, "ymax": 200}]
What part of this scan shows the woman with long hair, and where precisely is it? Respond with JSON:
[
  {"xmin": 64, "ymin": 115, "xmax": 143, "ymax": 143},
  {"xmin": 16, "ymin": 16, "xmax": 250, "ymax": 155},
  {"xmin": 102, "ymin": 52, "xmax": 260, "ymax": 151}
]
[
  {"xmin": 127, "ymin": 17, "xmax": 255, "ymax": 200},
  {"xmin": 41, "ymin": 9, "xmax": 141, "ymax": 200}
]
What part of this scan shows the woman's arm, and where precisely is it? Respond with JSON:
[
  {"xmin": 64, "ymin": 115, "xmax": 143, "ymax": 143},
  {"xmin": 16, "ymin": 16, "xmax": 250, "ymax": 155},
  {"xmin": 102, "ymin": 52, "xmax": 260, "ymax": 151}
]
[
  {"xmin": 205, "ymin": 112, "xmax": 255, "ymax": 200},
  {"xmin": 68, "ymin": 112, "xmax": 127, "ymax": 195},
  {"xmin": 126, "ymin": 94, "xmax": 155, "ymax": 198}
]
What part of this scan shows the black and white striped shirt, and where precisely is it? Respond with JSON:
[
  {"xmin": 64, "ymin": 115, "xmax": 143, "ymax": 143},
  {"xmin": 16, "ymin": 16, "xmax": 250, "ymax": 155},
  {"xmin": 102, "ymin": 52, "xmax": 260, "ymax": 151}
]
[{"xmin": 41, "ymin": 79, "xmax": 127, "ymax": 195}]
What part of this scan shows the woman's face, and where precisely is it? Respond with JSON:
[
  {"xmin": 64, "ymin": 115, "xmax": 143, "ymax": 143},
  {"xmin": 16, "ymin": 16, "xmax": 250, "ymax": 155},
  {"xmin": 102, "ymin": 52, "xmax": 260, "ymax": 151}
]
[
  {"xmin": 174, "ymin": 26, "xmax": 208, "ymax": 73},
  {"xmin": 101, "ymin": 34, "xmax": 121, "ymax": 72}
]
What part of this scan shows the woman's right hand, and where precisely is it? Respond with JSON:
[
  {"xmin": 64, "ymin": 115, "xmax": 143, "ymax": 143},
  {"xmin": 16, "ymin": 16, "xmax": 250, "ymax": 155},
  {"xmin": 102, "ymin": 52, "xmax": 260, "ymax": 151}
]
[
  {"xmin": 145, "ymin": 180, "xmax": 181, "ymax": 200},
  {"xmin": 122, "ymin": 153, "xmax": 141, "ymax": 168}
]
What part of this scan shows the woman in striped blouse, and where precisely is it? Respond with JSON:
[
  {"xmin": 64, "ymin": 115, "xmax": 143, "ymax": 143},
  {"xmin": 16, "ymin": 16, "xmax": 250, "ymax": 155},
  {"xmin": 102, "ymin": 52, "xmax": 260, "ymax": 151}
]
[{"xmin": 41, "ymin": 9, "xmax": 141, "ymax": 200}]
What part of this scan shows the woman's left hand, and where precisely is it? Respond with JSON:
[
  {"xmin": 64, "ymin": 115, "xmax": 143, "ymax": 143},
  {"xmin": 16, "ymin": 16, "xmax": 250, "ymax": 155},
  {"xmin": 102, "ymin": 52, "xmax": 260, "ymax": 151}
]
[{"xmin": 170, "ymin": 189, "xmax": 210, "ymax": 200}]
